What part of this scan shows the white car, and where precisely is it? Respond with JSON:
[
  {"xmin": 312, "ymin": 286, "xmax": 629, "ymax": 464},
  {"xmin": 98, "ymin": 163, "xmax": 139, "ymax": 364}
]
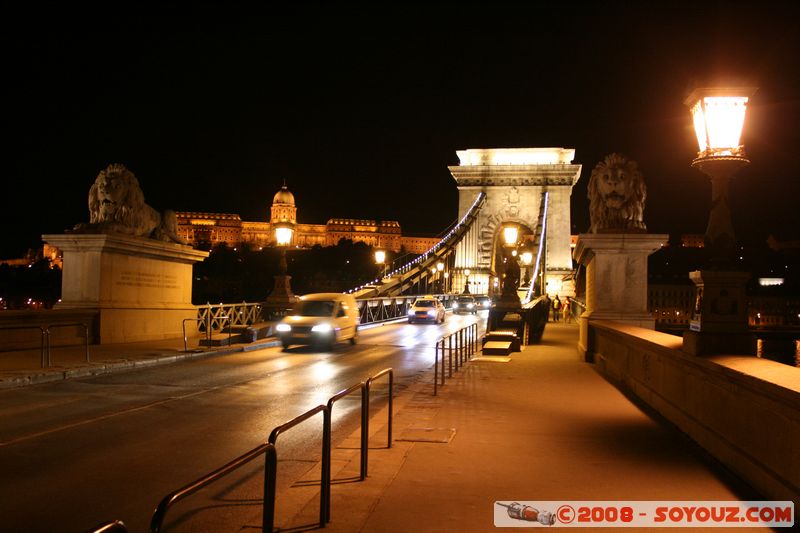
[
  {"xmin": 276, "ymin": 293, "xmax": 360, "ymax": 350},
  {"xmin": 408, "ymin": 296, "xmax": 446, "ymax": 324}
]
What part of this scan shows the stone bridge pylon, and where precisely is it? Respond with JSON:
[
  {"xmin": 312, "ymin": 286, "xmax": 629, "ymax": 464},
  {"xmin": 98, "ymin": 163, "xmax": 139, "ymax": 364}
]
[{"xmin": 448, "ymin": 148, "xmax": 582, "ymax": 297}]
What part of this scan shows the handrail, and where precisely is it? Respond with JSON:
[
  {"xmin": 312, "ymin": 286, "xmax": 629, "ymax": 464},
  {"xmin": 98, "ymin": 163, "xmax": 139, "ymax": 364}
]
[
  {"xmin": 87, "ymin": 519, "xmax": 128, "ymax": 532},
  {"xmin": 45, "ymin": 322, "xmax": 90, "ymax": 367},
  {"xmin": 434, "ymin": 323, "xmax": 477, "ymax": 396},
  {"xmin": 150, "ymin": 442, "xmax": 277, "ymax": 533},
  {"xmin": 267, "ymin": 404, "xmax": 329, "ymax": 530},
  {"xmin": 149, "ymin": 370, "xmax": 394, "ymax": 532},
  {"xmin": 181, "ymin": 318, "xmax": 205, "ymax": 352},
  {"xmin": 324, "ymin": 382, "xmax": 366, "ymax": 522},
  {"xmin": 364, "ymin": 368, "xmax": 394, "ymax": 478},
  {"xmin": 0, "ymin": 325, "xmax": 46, "ymax": 368}
]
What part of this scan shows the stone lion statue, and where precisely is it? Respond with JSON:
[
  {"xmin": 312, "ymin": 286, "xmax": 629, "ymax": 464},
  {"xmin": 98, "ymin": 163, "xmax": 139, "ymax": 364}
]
[
  {"xmin": 72, "ymin": 163, "xmax": 187, "ymax": 244},
  {"xmin": 587, "ymin": 153, "xmax": 647, "ymax": 233}
]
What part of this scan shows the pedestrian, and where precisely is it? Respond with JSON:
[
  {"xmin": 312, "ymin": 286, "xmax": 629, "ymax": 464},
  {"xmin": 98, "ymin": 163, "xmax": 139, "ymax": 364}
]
[
  {"xmin": 563, "ymin": 296, "xmax": 572, "ymax": 323},
  {"xmin": 552, "ymin": 295, "xmax": 561, "ymax": 322}
]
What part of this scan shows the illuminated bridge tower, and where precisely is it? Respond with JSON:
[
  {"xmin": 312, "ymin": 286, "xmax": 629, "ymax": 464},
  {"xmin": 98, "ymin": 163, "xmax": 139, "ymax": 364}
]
[{"xmin": 448, "ymin": 148, "xmax": 582, "ymax": 297}]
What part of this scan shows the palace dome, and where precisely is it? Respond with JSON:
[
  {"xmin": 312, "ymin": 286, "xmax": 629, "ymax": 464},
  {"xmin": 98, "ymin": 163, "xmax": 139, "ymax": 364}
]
[{"xmin": 272, "ymin": 185, "xmax": 295, "ymax": 206}]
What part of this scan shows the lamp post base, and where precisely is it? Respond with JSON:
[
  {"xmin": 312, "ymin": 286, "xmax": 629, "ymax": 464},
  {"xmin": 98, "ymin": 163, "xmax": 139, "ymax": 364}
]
[
  {"xmin": 265, "ymin": 274, "xmax": 296, "ymax": 312},
  {"xmin": 681, "ymin": 269, "xmax": 754, "ymax": 356}
]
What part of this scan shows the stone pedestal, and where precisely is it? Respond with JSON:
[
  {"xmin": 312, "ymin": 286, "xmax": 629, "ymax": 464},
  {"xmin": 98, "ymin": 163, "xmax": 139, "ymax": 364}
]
[
  {"xmin": 682, "ymin": 269, "xmax": 755, "ymax": 355},
  {"xmin": 43, "ymin": 233, "xmax": 208, "ymax": 344},
  {"xmin": 574, "ymin": 233, "xmax": 668, "ymax": 361}
]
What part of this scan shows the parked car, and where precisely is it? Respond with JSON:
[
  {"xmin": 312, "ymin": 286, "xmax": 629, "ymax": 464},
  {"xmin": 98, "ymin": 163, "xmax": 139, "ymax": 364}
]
[
  {"xmin": 407, "ymin": 296, "xmax": 446, "ymax": 324},
  {"xmin": 452, "ymin": 295, "xmax": 477, "ymax": 315},
  {"xmin": 275, "ymin": 293, "xmax": 360, "ymax": 350}
]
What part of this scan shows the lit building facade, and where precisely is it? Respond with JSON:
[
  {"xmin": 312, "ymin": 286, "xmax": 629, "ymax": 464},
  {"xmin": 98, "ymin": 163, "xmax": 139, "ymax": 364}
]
[{"xmin": 176, "ymin": 184, "xmax": 437, "ymax": 253}]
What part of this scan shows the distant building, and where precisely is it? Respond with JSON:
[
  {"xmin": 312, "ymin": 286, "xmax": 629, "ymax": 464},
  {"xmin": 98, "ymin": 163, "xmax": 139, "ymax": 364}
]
[
  {"xmin": 680, "ymin": 234, "xmax": 705, "ymax": 248},
  {"xmin": 176, "ymin": 184, "xmax": 438, "ymax": 253}
]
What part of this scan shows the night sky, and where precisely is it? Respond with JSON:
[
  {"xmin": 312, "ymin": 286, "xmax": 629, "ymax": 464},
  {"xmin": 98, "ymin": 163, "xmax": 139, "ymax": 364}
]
[{"xmin": 4, "ymin": 1, "xmax": 800, "ymax": 258}]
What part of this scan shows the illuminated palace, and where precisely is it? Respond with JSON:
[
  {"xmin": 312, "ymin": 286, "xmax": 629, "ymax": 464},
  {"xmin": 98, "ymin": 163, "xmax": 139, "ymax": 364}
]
[{"xmin": 175, "ymin": 184, "xmax": 438, "ymax": 253}]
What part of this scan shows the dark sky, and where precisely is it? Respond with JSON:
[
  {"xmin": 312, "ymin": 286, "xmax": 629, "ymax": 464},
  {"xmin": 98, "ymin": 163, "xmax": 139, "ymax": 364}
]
[{"xmin": 4, "ymin": 1, "xmax": 800, "ymax": 258}]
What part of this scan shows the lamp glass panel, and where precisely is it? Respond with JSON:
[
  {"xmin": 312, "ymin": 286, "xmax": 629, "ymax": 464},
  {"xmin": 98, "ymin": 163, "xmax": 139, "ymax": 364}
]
[
  {"xmin": 374, "ymin": 250, "xmax": 386, "ymax": 264},
  {"xmin": 692, "ymin": 96, "xmax": 748, "ymax": 152},
  {"xmin": 503, "ymin": 226, "xmax": 518, "ymax": 245},
  {"xmin": 275, "ymin": 226, "xmax": 293, "ymax": 245}
]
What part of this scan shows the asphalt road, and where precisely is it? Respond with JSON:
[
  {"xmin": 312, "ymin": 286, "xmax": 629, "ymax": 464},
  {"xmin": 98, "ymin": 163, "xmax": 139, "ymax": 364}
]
[{"xmin": 0, "ymin": 313, "xmax": 484, "ymax": 533}]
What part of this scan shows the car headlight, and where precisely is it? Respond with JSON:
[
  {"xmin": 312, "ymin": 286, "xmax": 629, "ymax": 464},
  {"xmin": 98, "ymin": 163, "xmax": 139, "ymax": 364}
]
[
  {"xmin": 408, "ymin": 309, "xmax": 416, "ymax": 316},
  {"xmin": 467, "ymin": 303, "xmax": 474, "ymax": 309},
  {"xmin": 276, "ymin": 323, "xmax": 291, "ymax": 332},
  {"xmin": 312, "ymin": 323, "xmax": 333, "ymax": 333},
  {"xmin": 453, "ymin": 302, "xmax": 459, "ymax": 308},
  {"xmin": 427, "ymin": 310, "xmax": 436, "ymax": 317}
]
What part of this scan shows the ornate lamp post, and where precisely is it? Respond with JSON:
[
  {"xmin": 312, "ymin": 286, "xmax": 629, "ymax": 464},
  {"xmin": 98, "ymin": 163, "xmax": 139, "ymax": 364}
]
[
  {"xmin": 266, "ymin": 220, "xmax": 296, "ymax": 309},
  {"xmin": 443, "ymin": 271, "xmax": 450, "ymax": 294},
  {"xmin": 683, "ymin": 84, "xmax": 757, "ymax": 355},
  {"xmin": 436, "ymin": 261, "xmax": 444, "ymax": 294},
  {"xmin": 495, "ymin": 224, "xmax": 521, "ymax": 308},
  {"xmin": 463, "ymin": 268, "xmax": 471, "ymax": 294},
  {"xmin": 686, "ymin": 86, "xmax": 757, "ymax": 265},
  {"xmin": 374, "ymin": 249, "xmax": 387, "ymax": 281}
]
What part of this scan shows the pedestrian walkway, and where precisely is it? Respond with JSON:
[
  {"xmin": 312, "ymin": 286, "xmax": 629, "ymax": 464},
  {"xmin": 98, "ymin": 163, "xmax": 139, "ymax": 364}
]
[{"xmin": 278, "ymin": 322, "xmax": 765, "ymax": 532}]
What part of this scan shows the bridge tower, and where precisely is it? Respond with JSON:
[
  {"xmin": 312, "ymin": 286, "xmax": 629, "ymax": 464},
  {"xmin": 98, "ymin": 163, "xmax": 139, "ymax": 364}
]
[{"xmin": 448, "ymin": 148, "xmax": 582, "ymax": 298}]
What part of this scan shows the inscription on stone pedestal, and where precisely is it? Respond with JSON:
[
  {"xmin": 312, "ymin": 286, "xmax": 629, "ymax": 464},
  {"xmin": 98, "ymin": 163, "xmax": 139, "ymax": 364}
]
[{"xmin": 116, "ymin": 271, "xmax": 179, "ymax": 290}]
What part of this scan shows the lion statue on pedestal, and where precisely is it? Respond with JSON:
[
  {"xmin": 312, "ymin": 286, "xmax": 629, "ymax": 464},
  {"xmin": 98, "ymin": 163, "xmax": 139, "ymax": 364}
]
[
  {"xmin": 72, "ymin": 163, "xmax": 187, "ymax": 244},
  {"xmin": 587, "ymin": 153, "xmax": 647, "ymax": 233}
]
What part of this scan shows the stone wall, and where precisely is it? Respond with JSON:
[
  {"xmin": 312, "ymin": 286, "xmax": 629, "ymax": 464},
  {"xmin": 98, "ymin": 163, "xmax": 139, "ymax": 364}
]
[{"xmin": 586, "ymin": 320, "xmax": 799, "ymax": 502}]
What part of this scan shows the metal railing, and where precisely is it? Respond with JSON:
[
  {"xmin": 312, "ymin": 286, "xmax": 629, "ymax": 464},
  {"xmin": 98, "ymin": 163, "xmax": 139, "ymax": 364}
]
[
  {"xmin": 87, "ymin": 519, "xmax": 128, "ymax": 532},
  {"xmin": 363, "ymin": 368, "xmax": 393, "ymax": 478},
  {"xmin": 434, "ymin": 323, "xmax": 478, "ymax": 396},
  {"xmin": 150, "ymin": 442, "xmax": 278, "ymax": 533},
  {"xmin": 197, "ymin": 302, "xmax": 262, "ymax": 336},
  {"xmin": 0, "ymin": 325, "xmax": 46, "ymax": 367},
  {"xmin": 182, "ymin": 318, "xmax": 207, "ymax": 352},
  {"xmin": 45, "ymin": 322, "xmax": 89, "ymax": 367},
  {"xmin": 148, "ymin": 367, "xmax": 394, "ymax": 532}
]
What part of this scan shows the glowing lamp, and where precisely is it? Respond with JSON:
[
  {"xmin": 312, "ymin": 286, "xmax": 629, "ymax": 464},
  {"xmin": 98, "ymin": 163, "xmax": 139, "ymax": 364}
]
[
  {"xmin": 521, "ymin": 251, "xmax": 533, "ymax": 265},
  {"xmin": 374, "ymin": 250, "xmax": 386, "ymax": 264},
  {"xmin": 685, "ymin": 86, "xmax": 756, "ymax": 162},
  {"xmin": 503, "ymin": 226, "xmax": 519, "ymax": 246},
  {"xmin": 274, "ymin": 222, "xmax": 294, "ymax": 246}
]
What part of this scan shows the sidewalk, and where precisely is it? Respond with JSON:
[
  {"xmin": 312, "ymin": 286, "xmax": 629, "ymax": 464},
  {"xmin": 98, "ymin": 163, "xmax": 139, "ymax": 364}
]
[{"xmin": 280, "ymin": 322, "xmax": 765, "ymax": 532}]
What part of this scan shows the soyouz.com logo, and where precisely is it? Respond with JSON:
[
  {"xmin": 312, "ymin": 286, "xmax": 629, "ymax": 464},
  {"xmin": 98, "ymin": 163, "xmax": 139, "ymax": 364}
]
[{"xmin": 494, "ymin": 501, "xmax": 794, "ymax": 528}]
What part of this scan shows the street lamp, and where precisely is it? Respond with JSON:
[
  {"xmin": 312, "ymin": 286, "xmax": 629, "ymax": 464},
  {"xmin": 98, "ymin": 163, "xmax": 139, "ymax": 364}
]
[
  {"xmin": 683, "ymin": 84, "xmax": 757, "ymax": 355},
  {"xmin": 463, "ymin": 268, "xmax": 471, "ymax": 294},
  {"xmin": 374, "ymin": 249, "xmax": 387, "ymax": 280},
  {"xmin": 266, "ymin": 220, "xmax": 296, "ymax": 309},
  {"xmin": 436, "ymin": 261, "xmax": 444, "ymax": 294},
  {"xmin": 685, "ymin": 85, "xmax": 756, "ymax": 265},
  {"xmin": 497, "ymin": 224, "xmax": 521, "ymax": 306},
  {"xmin": 503, "ymin": 225, "xmax": 519, "ymax": 248}
]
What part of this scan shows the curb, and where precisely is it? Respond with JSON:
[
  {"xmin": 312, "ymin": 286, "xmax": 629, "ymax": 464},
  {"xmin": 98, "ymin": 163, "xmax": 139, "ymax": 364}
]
[{"xmin": 0, "ymin": 342, "xmax": 281, "ymax": 390}]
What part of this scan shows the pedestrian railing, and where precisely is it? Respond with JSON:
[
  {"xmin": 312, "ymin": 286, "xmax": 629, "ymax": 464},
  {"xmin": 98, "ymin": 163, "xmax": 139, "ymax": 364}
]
[
  {"xmin": 0, "ymin": 325, "xmax": 47, "ymax": 367},
  {"xmin": 434, "ymin": 323, "xmax": 478, "ymax": 396},
  {"xmin": 146, "ymin": 367, "xmax": 394, "ymax": 532},
  {"xmin": 0, "ymin": 323, "xmax": 90, "ymax": 368},
  {"xmin": 87, "ymin": 519, "xmax": 128, "ymax": 532},
  {"xmin": 181, "ymin": 318, "xmax": 208, "ymax": 352},
  {"xmin": 45, "ymin": 322, "xmax": 89, "ymax": 367},
  {"xmin": 197, "ymin": 302, "xmax": 262, "ymax": 336}
]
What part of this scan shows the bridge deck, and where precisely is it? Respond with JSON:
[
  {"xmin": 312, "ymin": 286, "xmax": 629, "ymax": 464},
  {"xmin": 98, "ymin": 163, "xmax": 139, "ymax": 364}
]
[
  {"xmin": 0, "ymin": 323, "xmax": 766, "ymax": 531},
  {"xmin": 285, "ymin": 322, "xmax": 765, "ymax": 532}
]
